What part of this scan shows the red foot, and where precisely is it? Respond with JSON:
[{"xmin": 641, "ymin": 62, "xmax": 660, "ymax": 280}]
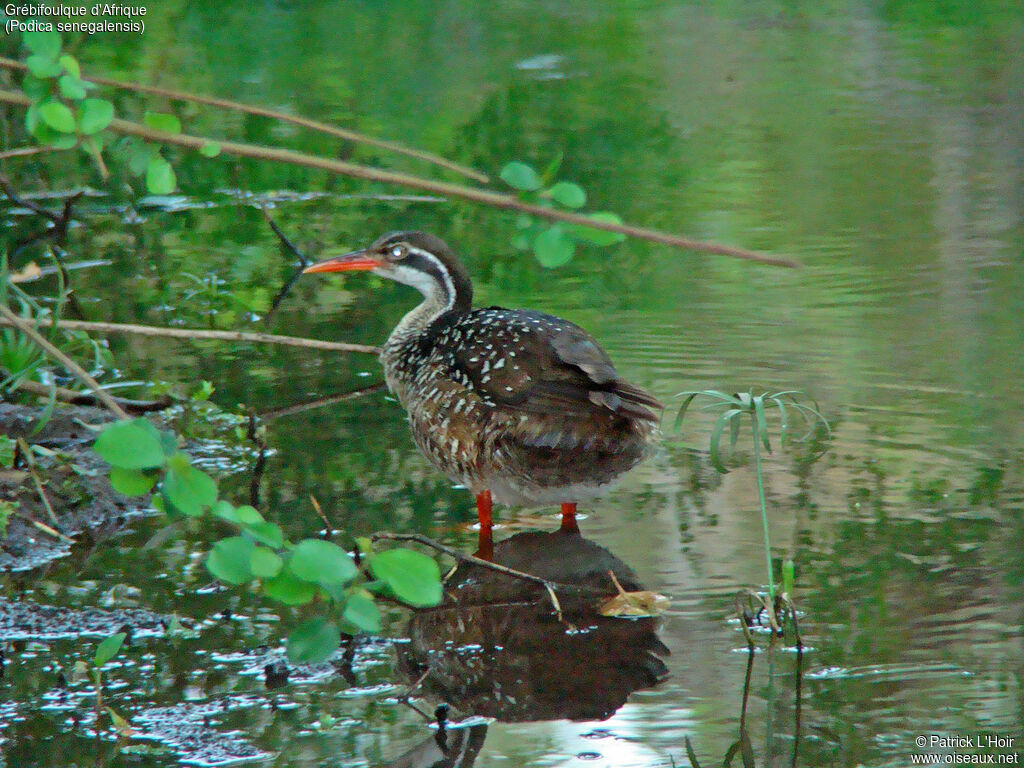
[
  {"xmin": 560, "ymin": 502, "xmax": 579, "ymax": 533},
  {"xmin": 475, "ymin": 490, "xmax": 494, "ymax": 560}
]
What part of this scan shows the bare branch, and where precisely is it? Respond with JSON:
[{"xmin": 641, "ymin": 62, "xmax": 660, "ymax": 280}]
[
  {"xmin": 0, "ymin": 316, "xmax": 381, "ymax": 355},
  {"xmin": 13, "ymin": 378, "xmax": 172, "ymax": 413}
]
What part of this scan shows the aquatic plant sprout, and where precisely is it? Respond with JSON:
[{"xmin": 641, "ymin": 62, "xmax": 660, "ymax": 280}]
[{"xmin": 674, "ymin": 390, "xmax": 831, "ymax": 601}]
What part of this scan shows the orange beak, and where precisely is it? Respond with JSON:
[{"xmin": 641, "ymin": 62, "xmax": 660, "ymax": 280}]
[{"xmin": 302, "ymin": 250, "xmax": 383, "ymax": 274}]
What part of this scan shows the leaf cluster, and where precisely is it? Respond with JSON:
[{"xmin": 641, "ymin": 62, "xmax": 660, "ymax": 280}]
[
  {"xmin": 20, "ymin": 30, "xmax": 111, "ymax": 161},
  {"xmin": 674, "ymin": 390, "xmax": 831, "ymax": 473},
  {"xmin": 17, "ymin": 30, "xmax": 222, "ymax": 195},
  {"xmin": 93, "ymin": 418, "xmax": 443, "ymax": 663},
  {"xmin": 500, "ymin": 158, "xmax": 626, "ymax": 267}
]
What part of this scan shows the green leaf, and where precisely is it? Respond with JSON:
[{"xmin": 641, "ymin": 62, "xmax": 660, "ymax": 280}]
[
  {"xmin": 540, "ymin": 151, "xmax": 564, "ymax": 185},
  {"xmin": 77, "ymin": 99, "xmax": 113, "ymax": 134},
  {"xmin": 370, "ymin": 549, "xmax": 442, "ymax": 607},
  {"xmin": 709, "ymin": 408, "xmax": 741, "ymax": 473},
  {"xmin": 127, "ymin": 138, "xmax": 155, "ymax": 176},
  {"xmin": 199, "ymin": 142, "xmax": 221, "ymax": 158},
  {"xmin": 163, "ymin": 460, "xmax": 217, "ymax": 517},
  {"xmin": 289, "ymin": 539, "xmax": 357, "ymax": 586},
  {"xmin": 772, "ymin": 397, "xmax": 789, "ymax": 444},
  {"xmin": 533, "ymin": 225, "xmax": 575, "ymax": 268},
  {"xmin": 146, "ymin": 156, "xmax": 176, "ymax": 194},
  {"xmin": 511, "ymin": 232, "xmax": 532, "ymax": 251},
  {"xmin": 245, "ymin": 521, "xmax": 284, "ymax": 549},
  {"xmin": 109, "ymin": 467, "xmax": 157, "ymax": 496},
  {"xmin": 58, "ymin": 75, "xmax": 86, "ymax": 100},
  {"xmin": 546, "ymin": 181, "xmax": 586, "ymax": 209},
  {"xmin": 94, "ymin": 632, "xmax": 126, "ymax": 667},
  {"xmin": 343, "ymin": 591, "xmax": 381, "ymax": 634},
  {"xmin": 499, "ymin": 161, "xmax": 542, "ymax": 191},
  {"xmin": 58, "ymin": 54, "xmax": 80, "ymax": 79},
  {"xmin": 234, "ymin": 504, "xmax": 265, "ymax": 526},
  {"xmin": 24, "ymin": 103, "xmax": 39, "ymax": 135},
  {"xmin": 37, "ymin": 100, "xmax": 76, "ymax": 133},
  {"xmin": 782, "ymin": 559, "xmax": 795, "ymax": 596},
  {"xmin": 286, "ymin": 618, "xmax": 340, "ymax": 664},
  {"xmin": 93, "ymin": 419, "xmax": 167, "ymax": 470},
  {"xmin": 25, "ymin": 55, "xmax": 62, "ymax": 79},
  {"xmin": 21, "ymin": 74, "xmax": 49, "ymax": 102},
  {"xmin": 23, "ymin": 29, "xmax": 62, "ymax": 60},
  {"xmin": 262, "ymin": 568, "xmax": 316, "ymax": 605},
  {"xmin": 0, "ymin": 436, "xmax": 15, "ymax": 469},
  {"xmin": 753, "ymin": 396, "xmax": 770, "ymax": 452},
  {"xmin": 566, "ymin": 212, "xmax": 627, "ymax": 246},
  {"xmin": 250, "ymin": 546, "xmax": 283, "ymax": 579},
  {"xmin": 38, "ymin": 127, "xmax": 77, "ymax": 149},
  {"xmin": 0, "ymin": 438, "xmax": 14, "ymax": 468},
  {"xmin": 206, "ymin": 536, "xmax": 255, "ymax": 584},
  {"xmin": 143, "ymin": 111, "xmax": 181, "ymax": 134},
  {"xmin": 672, "ymin": 392, "xmax": 699, "ymax": 433}
]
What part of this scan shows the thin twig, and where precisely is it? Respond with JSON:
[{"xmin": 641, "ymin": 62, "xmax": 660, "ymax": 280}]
[
  {"xmin": 0, "ymin": 316, "xmax": 380, "ymax": 354},
  {"xmin": 544, "ymin": 582, "xmax": 565, "ymax": 623},
  {"xmin": 308, "ymin": 495, "xmax": 333, "ymax": 536},
  {"xmin": 371, "ymin": 531, "xmax": 605, "ymax": 596},
  {"xmin": 12, "ymin": 507, "xmax": 74, "ymax": 542},
  {"xmin": 13, "ymin": 378, "xmax": 172, "ymax": 413},
  {"xmin": 0, "ymin": 145, "xmax": 49, "ymax": 161},
  {"xmin": 397, "ymin": 667, "xmax": 432, "ymax": 703},
  {"xmin": 0, "ymin": 306, "xmax": 129, "ymax": 420},
  {"xmin": 0, "ymin": 89, "xmax": 799, "ymax": 267},
  {"xmin": 18, "ymin": 437, "xmax": 60, "ymax": 526},
  {"xmin": 0, "ymin": 56, "xmax": 489, "ymax": 184}
]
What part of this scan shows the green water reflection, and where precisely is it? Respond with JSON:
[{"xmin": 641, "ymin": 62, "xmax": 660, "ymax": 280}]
[{"xmin": 2, "ymin": 1, "xmax": 1023, "ymax": 766}]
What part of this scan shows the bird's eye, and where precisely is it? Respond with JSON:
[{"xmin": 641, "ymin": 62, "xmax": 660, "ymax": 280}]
[{"xmin": 389, "ymin": 245, "xmax": 407, "ymax": 260}]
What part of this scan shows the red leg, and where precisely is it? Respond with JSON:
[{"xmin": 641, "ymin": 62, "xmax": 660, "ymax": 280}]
[
  {"xmin": 560, "ymin": 502, "xmax": 579, "ymax": 533},
  {"xmin": 475, "ymin": 490, "xmax": 494, "ymax": 560},
  {"xmin": 476, "ymin": 490, "xmax": 493, "ymax": 529}
]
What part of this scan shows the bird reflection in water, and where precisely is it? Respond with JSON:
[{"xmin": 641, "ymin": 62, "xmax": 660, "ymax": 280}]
[{"xmin": 385, "ymin": 529, "xmax": 669, "ymax": 767}]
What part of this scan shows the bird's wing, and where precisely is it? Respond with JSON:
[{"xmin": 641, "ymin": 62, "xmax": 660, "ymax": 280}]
[{"xmin": 450, "ymin": 309, "xmax": 662, "ymax": 423}]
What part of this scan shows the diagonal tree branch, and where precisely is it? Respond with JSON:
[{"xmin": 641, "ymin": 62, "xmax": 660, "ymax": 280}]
[
  {"xmin": 0, "ymin": 316, "xmax": 381, "ymax": 354},
  {"xmin": 0, "ymin": 89, "xmax": 799, "ymax": 267}
]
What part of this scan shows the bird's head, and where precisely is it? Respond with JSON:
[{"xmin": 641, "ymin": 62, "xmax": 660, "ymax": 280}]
[{"xmin": 303, "ymin": 231, "xmax": 472, "ymax": 311}]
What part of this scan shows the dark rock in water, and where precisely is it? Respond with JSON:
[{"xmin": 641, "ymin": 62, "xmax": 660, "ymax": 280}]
[
  {"xmin": 0, "ymin": 403, "xmax": 150, "ymax": 572},
  {"xmin": 400, "ymin": 531, "xmax": 670, "ymax": 723}
]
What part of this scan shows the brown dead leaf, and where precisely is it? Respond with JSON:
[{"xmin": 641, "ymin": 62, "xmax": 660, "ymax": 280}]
[{"xmin": 598, "ymin": 570, "xmax": 670, "ymax": 617}]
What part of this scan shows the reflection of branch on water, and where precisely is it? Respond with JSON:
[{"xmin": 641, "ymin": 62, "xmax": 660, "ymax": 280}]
[
  {"xmin": 260, "ymin": 206, "xmax": 310, "ymax": 328},
  {"xmin": 0, "ymin": 170, "xmax": 82, "ymax": 250},
  {"xmin": 256, "ymin": 383, "xmax": 385, "ymax": 421},
  {"xmin": 683, "ymin": 642, "xmax": 805, "ymax": 768}
]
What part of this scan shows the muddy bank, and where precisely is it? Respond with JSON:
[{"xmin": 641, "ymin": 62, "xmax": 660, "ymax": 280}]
[{"xmin": 0, "ymin": 403, "xmax": 148, "ymax": 572}]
